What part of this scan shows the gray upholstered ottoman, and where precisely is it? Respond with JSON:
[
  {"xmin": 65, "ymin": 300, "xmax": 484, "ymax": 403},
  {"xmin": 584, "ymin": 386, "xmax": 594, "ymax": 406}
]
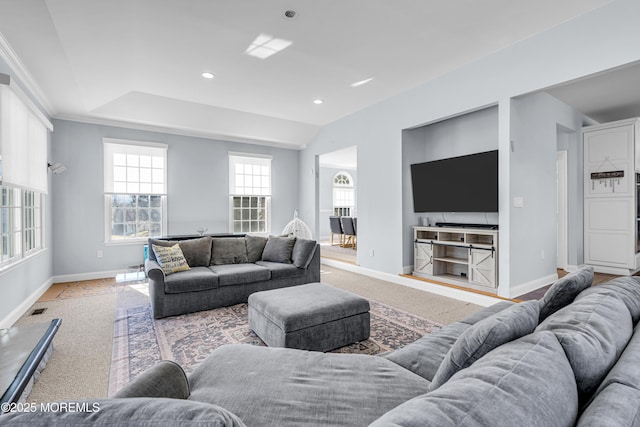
[{"xmin": 248, "ymin": 282, "xmax": 370, "ymax": 352}]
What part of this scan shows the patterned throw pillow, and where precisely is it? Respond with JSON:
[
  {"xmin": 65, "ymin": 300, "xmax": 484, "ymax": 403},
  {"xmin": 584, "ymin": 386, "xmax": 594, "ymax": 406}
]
[{"xmin": 152, "ymin": 244, "xmax": 191, "ymax": 275}]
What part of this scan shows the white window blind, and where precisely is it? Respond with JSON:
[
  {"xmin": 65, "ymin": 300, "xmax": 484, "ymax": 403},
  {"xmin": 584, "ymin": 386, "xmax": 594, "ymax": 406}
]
[
  {"xmin": 228, "ymin": 153, "xmax": 271, "ymax": 196},
  {"xmin": 104, "ymin": 139, "xmax": 167, "ymax": 195},
  {"xmin": 0, "ymin": 75, "xmax": 52, "ymax": 194}
]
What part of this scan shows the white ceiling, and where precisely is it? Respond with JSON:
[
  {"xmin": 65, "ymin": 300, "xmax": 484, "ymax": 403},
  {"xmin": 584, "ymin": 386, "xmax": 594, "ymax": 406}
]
[
  {"xmin": 319, "ymin": 146, "xmax": 357, "ymax": 169},
  {"xmin": 0, "ymin": 0, "xmax": 614, "ymax": 148},
  {"xmin": 545, "ymin": 61, "xmax": 640, "ymax": 123}
]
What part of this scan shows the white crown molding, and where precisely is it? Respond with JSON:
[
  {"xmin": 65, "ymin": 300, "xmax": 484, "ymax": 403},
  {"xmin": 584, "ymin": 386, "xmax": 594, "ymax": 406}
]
[
  {"xmin": 54, "ymin": 113, "xmax": 307, "ymax": 151},
  {"xmin": 0, "ymin": 31, "xmax": 55, "ymax": 116}
]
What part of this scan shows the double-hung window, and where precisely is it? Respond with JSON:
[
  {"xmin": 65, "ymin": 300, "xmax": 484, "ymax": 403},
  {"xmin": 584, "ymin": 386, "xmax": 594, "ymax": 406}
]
[
  {"xmin": 1, "ymin": 186, "xmax": 22, "ymax": 265},
  {"xmin": 228, "ymin": 153, "xmax": 271, "ymax": 233},
  {"xmin": 104, "ymin": 139, "xmax": 167, "ymax": 243},
  {"xmin": 333, "ymin": 171, "xmax": 355, "ymax": 217},
  {"xmin": 23, "ymin": 189, "xmax": 42, "ymax": 254}
]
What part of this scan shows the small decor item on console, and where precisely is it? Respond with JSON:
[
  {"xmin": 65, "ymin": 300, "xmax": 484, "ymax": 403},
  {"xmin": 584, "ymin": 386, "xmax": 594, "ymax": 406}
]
[{"xmin": 282, "ymin": 210, "xmax": 313, "ymax": 239}]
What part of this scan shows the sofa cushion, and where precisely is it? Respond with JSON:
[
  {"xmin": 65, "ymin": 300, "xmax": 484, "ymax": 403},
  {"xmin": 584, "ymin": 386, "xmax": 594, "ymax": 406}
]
[
  {"xmin": 576, "ymin": 276, "xmax": 640, "ymax": 324},
  {"xmin": 590, "ymin": 323, "xmax": 640, "ymax": 400},
  {"xmin": 261, "ymin": 235, "xmax": 296, "ymax": 263},
  {"xmin": 429, "ymin": 300, "xmax": 539, "ymax": 390},
  {"xmin": 152, "ymin": 243, "xmax": 191, "ymax": 275},
  {"xmin": 211, "ymin": 237, "xmax": 248, "ymax": 265},
  {"xmin": 458, "ymin": 300, "xmax": 516, "ymax": 325},
  {"xmin": 538, "ymin": 266, "xmax": 594, "ymax": 322},
  {"xmin": 382, "ymin": 322, "xmax": 469, "ymax": 381},
  {"xmin": 245, "ymin": 234, "xmax": 268, "ymax": 263},
  {"xmin": 0, "ymin": 397, "xmax": 246, "ymax": 426},
  {"xmin": 537, "ymin": 292, "xmax": 633, "ymax": 403},
  {"xmin": 255, "ymin": 261, "xmax": 306, "ymax": 280},
  {"xmin": 209, "ymin": 263, "xmax": 270, "ymax": 286},
  {"xmin": 164, "ymin": 267, "xmax": 219, "ymax": 294},
  {"xmin": 371, "ymin": 331, "xmax": 578, "ymax": 427},
  {"xmin": 149, "ymin": 237, "xmax": 212, "ymax": 267},
  {"xmin": 291, "ymin": 238, "xmax": 317, "ymax": 269},
  {"xmin": 577, "ymin": 383, "xmax": 640, "ymax": 427},
  {"xmin": 188, "ymin": 344, "xmax": 431, "ymax": 427}
]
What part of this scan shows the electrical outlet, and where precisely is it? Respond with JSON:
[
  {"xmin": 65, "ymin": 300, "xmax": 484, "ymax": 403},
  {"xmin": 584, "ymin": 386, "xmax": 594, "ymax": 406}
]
[{"xmin": 97, "ymin": 250, "xmax": 103, "ymax": 258}]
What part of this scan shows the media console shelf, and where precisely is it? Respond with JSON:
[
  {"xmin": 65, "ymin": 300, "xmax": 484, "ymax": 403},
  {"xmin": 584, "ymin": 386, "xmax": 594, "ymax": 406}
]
[{"xmin": 413, "ymin": 225, "xmax": 498, "ymax": 293}]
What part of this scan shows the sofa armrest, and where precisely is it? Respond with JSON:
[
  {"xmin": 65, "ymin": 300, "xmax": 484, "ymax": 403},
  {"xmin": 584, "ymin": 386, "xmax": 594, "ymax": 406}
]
[
  {"xmin": 113, "ymin": 360, "xmax": 190, "ymax": 399},
  {"xmin": 145, "ymin": 259, "xmax": 165, "ymax": 282}
]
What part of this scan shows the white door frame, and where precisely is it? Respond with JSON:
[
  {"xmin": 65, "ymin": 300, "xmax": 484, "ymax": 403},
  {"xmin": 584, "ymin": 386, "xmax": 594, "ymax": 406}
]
[{"xmin": 556, "ymin": 150, "xmax": 568, "ymax": 271}]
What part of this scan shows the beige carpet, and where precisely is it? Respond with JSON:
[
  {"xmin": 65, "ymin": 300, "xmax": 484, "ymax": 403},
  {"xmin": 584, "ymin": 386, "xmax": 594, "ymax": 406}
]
[
  {"xmin": 320, "ymin": 265, "xmax": 481, "ymax": 324},
  {"xmin": 11, "ymin": 266, "xmax": 482, "ymax": 403},
  {"xmin": 13, "ymin": 292, "xmax": 115, "ymax": 403}
]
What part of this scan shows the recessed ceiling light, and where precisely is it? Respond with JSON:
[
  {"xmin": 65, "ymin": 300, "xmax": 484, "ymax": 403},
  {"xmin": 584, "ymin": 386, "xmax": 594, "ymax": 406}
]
[
  {"xmin": 313, "ymin": 99, "xmax": 324, "ymax": 105},
  {"xmin": 284, "ymin": 10, "xmax": 297, "ymax": 19},
  {"xmin": 350, "ymin": 77, "xmax": 374, "ymax": 87},
  {"xmin": 202, "ymin": 72, "xmax": 215, "ymax": 79}
]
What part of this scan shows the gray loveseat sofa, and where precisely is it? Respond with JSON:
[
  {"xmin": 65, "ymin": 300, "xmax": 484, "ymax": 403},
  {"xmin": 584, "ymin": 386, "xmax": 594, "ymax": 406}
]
[
  {"xmin": 145, "ymin": 234, "xmax": 320, "ymax": 318},
  {"xmin": 6, "ymin": 267, "xmax": 640, "ymax": 426}
]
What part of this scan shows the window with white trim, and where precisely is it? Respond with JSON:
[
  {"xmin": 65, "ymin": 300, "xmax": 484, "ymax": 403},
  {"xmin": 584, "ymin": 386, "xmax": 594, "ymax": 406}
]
[
  {"xmin": 104, "ymin": 139, "xmax": 167, "ymax": 243},
  {"xmin": 229, "ymin": 154, "xmax": 271, "ymax": 233},
  {"xmin": 23, "ymin": 189, "xmax": 42, "ymax": 254},
  {"xmin": 1, "ymin": 185, "xmax": 22, "ymax": 266},
  {"xmin": 333, "ymin": 171, "xmax": 355, "ymax": 217}
]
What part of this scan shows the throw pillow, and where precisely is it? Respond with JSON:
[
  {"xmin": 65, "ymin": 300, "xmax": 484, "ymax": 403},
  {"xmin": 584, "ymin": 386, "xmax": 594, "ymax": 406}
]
[
  {"xmin": 245, "ymin": 234, "xmax": 268, "ymax": 263},
  {"xmin": 536, "ymin": 292, "xmax": 633, "ymax": 402},
  {"xmin": 429, "ymin": 300, "xmax": 539, "ymax": 390},
  {"xmin": 210, "ymin": 237, "xmax": 249, "ymax": 265},
  {"xmin": 262, "ymin": 236, "xmax": 296, "ymax": 264},
  {"xmin": 152, "ymin": 244, "xmax": 190, "ymax": 275},
  {"xmin": 291, "ymin": 238, "xmax": 316, "ymax": 269},
  {"xmin": 371, "ymin": 332, "xmax": 578, "ymax": 427},
  {"xmin": 538, "ymin": 266, "xmax": 594, "ymax": 322}
]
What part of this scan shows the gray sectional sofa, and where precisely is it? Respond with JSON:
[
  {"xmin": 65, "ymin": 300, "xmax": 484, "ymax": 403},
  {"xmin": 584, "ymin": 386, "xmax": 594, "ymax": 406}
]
[
  {"xmin": 145, "ymin": 234, "xmax": 320, "ymax": 318},
  {"xmin": 6, "ymin": 266, "xmax": 640, "ymax": 426}
]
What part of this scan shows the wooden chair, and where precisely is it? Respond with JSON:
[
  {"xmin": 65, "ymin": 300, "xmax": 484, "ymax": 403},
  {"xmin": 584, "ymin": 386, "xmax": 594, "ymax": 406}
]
[{"xmin": 340, "ymin": 217, "xmax": 357, "ymax": 249}]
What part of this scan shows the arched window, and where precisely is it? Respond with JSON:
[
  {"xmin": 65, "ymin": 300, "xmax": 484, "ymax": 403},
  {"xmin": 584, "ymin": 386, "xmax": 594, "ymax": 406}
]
[{"xmin": 333, "ymin": 172, "xmax": 355, "ymax": 217}]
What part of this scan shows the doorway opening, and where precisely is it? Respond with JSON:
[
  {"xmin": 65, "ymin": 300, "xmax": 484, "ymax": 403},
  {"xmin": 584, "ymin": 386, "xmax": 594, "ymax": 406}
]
[{"xmin": 317, "ymin": 146, "xmax": 358, "ymax": 264}]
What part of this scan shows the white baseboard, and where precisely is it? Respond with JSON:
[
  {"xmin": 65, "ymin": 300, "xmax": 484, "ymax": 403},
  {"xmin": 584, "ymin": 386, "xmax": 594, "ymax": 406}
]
[
  {"xmin": 563, "ymin": 264, "xmax": 580, "ymax": 273},
  {"xmin": 0, "ymin": 277, "xmax": 53, "ymax": 329},
  {"xmin": 510, "ymin": 273, "xmax": 558, "ymax": 299},
  {"xmin": 321, "ymin": 258, "xmax": 502, "ymax": 307},
  {"xmin": 52, "ymin": 269, "xmax": 128, "ymax": 284},
  {"xmin": 588, "ymin": 264, "xmax": 639, "ymax": 276}
]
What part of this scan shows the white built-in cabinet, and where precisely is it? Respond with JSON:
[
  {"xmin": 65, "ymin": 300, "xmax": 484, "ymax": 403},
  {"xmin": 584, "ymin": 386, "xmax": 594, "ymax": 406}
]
[
  {"xmin": 413, "ymin": 226, "xmax": 498, "ymax": 293},
  {"xmin": 583, "ymin": 117, "xmax": 640, "ymax": 275}
]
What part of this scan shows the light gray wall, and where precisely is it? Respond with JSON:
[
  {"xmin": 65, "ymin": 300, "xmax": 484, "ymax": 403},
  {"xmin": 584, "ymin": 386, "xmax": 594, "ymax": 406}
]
[
  {"xmin": 318, "ymin": 166, "xmax": 357, "ymax": 241},
  {"xmin": 0, "ymin": 58, "xmax": 54, "ymax": 327},
  {"xmin": 509, "ymin": 92, "xmax": 589, "ymax": 289},
  {"xmin": 401, "ymin": 107, "xmax": 499, "ymax": 269},
  {"xmin": 298, "ymin": 0, "xmax": 640, "ymax": 296},
  {"xmin": 51, "ymin": 119, "xmax": 300, "ymax": 277}
]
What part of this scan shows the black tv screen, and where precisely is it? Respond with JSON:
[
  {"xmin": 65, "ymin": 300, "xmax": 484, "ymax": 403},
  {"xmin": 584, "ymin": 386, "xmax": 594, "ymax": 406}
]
[{"xmin": 411, "ymin": 150, "xmax": 498, "ymax": 213}]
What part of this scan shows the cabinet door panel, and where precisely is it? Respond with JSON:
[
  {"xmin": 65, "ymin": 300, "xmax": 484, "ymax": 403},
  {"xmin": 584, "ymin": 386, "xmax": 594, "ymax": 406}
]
[
  {"xmin": 584, "ymin": 125, "xmax": 634, "ymax": 197},
  {"xmin": 586, "ymin": 233, "xmax": 631, "ymax": 267},
  {"xmin": 414, "ymin": 242, "xmax": 433, "ymax": 275},
  {"xmin": 469, "ymin": 249, "xmax": 496, "ymax": 287}
]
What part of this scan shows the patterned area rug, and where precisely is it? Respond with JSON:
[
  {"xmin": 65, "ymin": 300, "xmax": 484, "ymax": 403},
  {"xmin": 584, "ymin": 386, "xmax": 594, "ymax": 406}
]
[{"xmin": 108, "ymin": 283, "xmax": 441, "ymax": 396}]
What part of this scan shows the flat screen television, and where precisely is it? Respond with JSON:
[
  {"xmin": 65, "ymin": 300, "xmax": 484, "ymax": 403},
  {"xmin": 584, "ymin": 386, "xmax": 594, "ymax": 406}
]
[{"xmin": 410, "ymin": 150, "xmax": 498, "ymax": 213}]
